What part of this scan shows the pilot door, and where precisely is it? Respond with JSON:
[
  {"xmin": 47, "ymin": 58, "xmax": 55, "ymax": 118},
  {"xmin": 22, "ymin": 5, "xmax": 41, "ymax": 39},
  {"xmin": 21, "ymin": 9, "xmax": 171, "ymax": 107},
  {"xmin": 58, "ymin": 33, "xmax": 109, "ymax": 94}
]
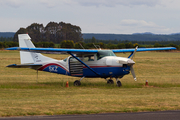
[{"xmin": 69, "ymin": 57, "xmax": 83, "ymax": 76}]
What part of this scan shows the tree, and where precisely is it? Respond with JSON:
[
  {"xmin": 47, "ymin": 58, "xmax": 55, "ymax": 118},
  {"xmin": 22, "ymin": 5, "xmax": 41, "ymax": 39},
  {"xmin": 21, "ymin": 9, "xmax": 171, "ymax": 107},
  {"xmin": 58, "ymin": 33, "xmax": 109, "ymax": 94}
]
[
  {"xmin": 13, "ymin": 28, "xmax": 28, "ymax": 42},
  {"xmin": 133, "ymin": 43, "xmax": 139, "ymax": 47},
  {"xmin": 154, "ymin": 43, "xmax": 164, "ymax": 47},
  {"xmin": 125, "ymin": 42, "xmax": 133, "ymax": 48},
  {"xmin": 117, "ymin": 43, "xmax": 125, "ymax": 49},
  {"xmin": 0, "ymin": 42, "xmax": 3, "ymax": 48},
  {"xmin": 98, "ymin": 42, "xmax": 105, "ymax": 49},
  {"xmin": 92, "ymin": 37, "xmax": 96, "ymax": 43},
  {"xmin": 74, "ymin": 42, "xmax": 85, "ymax": 49},
  {"xmin": 13, "ymin": 22, "xmax": 83, "ymax": 43},
  {"xmin": 26, "ymin": 23, "xmax": 44, "ymax": 42}
]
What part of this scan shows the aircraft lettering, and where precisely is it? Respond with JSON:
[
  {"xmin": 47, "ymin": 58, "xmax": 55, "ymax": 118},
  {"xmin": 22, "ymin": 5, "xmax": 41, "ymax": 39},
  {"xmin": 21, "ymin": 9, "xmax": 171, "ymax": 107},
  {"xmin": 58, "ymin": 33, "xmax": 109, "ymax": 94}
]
[
  {"xmin": 33, "ymin": 53, "xmax": 42, "ymax": 62},
  {"xmin": 49, "ymin": 66, "xmax": 58, "ymax": 72}
]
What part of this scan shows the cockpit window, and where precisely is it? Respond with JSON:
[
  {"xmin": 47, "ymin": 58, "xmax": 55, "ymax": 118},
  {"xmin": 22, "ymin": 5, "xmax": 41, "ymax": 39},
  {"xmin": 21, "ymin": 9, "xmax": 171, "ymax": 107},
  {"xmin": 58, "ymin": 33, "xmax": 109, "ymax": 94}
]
[{"xmin": 97, "ymin": 50, "xmax": 116, "ymax": 60}]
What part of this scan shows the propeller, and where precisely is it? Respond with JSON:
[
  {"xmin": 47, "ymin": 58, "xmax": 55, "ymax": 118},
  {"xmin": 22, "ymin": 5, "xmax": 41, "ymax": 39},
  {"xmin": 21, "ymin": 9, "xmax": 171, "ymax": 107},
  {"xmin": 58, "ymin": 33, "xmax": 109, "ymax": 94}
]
[
  {"xmin": 115, "ymin": 46, "xmax": 138, "ymax": 81},
  {"xmin": 130, "ymin": 46, "xmax": 138, "ymax": 60},
  {"xmin": 130, "ymin": 65, "xmax": 136, "ymax": 81},
  {"xmin": 130, "ymin": 46, "xmax": 138, "ymax": 81}
]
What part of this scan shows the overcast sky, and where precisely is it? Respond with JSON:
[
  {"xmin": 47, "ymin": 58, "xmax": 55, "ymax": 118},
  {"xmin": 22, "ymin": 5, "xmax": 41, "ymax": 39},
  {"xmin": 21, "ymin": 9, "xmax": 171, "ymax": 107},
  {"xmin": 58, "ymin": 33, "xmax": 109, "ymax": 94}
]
[{"xmin": 0, "ymin": 0, "xmax": 180, "ymax": 34}]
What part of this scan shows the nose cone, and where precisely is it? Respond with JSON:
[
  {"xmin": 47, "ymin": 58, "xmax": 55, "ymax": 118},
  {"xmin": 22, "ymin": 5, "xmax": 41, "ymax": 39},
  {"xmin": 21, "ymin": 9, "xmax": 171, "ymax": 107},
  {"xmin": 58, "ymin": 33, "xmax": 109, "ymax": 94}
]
[
  {"xmin": 127, "ymin": 59, "xmax": 135, "ymax": 66},
  {"xmin": 117, "ymin": 58, "xmax": 135, "ymax": 66}
]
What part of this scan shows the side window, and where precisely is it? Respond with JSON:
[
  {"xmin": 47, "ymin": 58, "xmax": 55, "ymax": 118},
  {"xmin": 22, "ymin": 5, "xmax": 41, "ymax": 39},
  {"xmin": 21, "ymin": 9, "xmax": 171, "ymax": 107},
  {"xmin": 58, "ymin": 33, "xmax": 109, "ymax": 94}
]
[
  {"xmin": 84, "ymin": 55, "xmax": 95, "ymax": 61},
  {"xmin": 69, "ymin": 57, "xmax": 83, "ymax": 62}
]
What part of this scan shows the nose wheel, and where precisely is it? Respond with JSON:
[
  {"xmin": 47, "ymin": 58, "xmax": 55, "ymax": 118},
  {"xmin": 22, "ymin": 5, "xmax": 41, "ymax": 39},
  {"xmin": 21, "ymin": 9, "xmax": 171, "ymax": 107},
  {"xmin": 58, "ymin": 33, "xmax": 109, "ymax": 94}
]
[
  {"xmin": 106, "ymin": 78, "xmax": 122, "ymax": 87},
  {"xmin": 116, "ymin": 78, "xmax": 122, "ymax": 87},
  {"xmin": 116, "ymin": 80, "xmax": 122, "ymax": 87}
]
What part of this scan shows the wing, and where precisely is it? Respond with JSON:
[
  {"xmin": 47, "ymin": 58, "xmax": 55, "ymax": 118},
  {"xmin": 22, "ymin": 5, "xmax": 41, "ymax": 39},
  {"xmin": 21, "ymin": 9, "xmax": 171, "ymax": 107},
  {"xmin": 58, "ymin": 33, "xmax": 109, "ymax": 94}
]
[
  {"xmin": 6, "ymin": 47, "xmax": 176, "ymax": 54},
  {"xmin": 112, "ymin": 47, "xmax": 176, "ymax": 53},
  {"xmin": 6, "ymin": 47, "xmax": 98, "ymax": 54}
]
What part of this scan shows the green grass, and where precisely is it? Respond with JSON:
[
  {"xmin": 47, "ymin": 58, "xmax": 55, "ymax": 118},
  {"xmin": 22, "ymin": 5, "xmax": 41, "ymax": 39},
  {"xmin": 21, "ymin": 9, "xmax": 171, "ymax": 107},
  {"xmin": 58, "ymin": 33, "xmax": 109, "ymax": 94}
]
[{"xmin": 0, "ymin": 51, "xmax": 180, "ymax": 116}]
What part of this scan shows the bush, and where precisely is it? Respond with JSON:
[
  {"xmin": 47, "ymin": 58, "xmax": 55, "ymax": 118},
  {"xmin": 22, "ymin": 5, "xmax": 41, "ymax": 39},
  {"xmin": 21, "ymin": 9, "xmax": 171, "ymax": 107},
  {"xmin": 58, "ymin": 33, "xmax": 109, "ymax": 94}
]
[{"xmin": 60, "ymin": 40, "xmax": 74, "ymax": 48}]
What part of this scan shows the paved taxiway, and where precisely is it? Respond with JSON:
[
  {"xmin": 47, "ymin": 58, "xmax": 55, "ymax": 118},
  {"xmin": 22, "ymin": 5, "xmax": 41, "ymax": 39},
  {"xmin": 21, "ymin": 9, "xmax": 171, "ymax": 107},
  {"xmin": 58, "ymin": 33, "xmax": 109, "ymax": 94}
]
[{"xmin": 0, "ymin": 111, "xmax": 180, "ymax": 120}]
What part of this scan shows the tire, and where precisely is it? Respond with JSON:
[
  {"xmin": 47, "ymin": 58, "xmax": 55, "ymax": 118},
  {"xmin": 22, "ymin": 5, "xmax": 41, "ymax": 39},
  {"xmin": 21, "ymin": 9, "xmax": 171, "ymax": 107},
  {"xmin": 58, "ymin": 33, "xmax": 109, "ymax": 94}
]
[
  {"xmin": 74, "ymin": 80, "xmax": 81, "ymax": 86},
  {"xmin": 117, "ymin": 81, "xmax": 122, "ymax": 87},
  {"xmin": 107, "ymin": 79, "xmax": 114, "ymax": 84}
]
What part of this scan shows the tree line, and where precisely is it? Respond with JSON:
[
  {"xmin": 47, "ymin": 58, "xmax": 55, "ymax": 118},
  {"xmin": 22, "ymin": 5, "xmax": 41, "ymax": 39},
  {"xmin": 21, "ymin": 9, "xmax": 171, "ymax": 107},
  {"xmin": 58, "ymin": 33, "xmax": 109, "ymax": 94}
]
[
  {"xmin": 60, "ymin": 40, "xmax": 180, "ymax": 50},
  {"xmin": 84, "ymin": 37, "xmax": 180, "ymax": 45},
  {"xmin": 83, "ymin": 33, "xmax": 180, "ymax": 41},
  {"xmin": 0, "ymin": 41, "xmax": 55, "ymax": 49},
  {"xmin": 1, "ymin": 40, "xmax": 180, "ymax": 50},
  {"xmin": 1, "ymin": 21, "xmax": 180, "ymax": 50},
  {"xmin": 0, "ymin": 37, "xmax": 13, "ymax": 42}
]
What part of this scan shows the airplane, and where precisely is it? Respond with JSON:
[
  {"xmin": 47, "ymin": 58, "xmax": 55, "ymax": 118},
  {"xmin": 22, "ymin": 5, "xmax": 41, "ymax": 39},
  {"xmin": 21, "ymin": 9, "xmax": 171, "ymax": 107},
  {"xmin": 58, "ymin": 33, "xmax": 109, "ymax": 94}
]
[{"xmin": 6, "ymin": 34, "xmax": 176, "ymax": 87}]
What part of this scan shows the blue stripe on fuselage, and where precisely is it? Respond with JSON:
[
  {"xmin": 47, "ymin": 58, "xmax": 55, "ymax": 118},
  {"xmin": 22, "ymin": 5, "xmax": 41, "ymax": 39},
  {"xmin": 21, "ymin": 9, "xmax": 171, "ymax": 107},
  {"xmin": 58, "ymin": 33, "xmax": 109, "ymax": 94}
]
[{"xmin": 40, "ymin": 64, "xmax": 130, "ymax": 78}]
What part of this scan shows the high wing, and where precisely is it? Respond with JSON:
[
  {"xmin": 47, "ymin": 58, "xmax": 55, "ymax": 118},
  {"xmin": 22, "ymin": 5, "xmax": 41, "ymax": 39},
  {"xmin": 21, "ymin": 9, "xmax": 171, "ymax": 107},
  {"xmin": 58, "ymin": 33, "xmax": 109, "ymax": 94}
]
[
  {"xmin": 6, "ymin": 47, "xmax": 176, "ymax": 54},
  {"xmin": 112, "ymin": 47, "xmax": 176, "ymax": 53},
  {"xmin": 6, "ymin": 47, "xmax": 98, "ymax": 54}
]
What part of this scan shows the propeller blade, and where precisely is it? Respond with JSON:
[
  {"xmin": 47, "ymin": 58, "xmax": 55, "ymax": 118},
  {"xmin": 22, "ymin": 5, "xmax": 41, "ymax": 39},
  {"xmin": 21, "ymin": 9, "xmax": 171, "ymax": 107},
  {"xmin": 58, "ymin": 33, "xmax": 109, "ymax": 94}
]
[
  {"xmin": 131, "ymin": 46, "xmax": 138, "ymax": 60},
  {"xmin": 130, "ymin": 66, "xmax": 137, "ymax": 81}
]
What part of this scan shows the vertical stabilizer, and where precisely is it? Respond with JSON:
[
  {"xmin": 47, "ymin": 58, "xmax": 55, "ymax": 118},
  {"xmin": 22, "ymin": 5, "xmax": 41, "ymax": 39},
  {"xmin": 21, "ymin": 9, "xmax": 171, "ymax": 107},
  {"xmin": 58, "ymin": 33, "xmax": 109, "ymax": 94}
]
[{"xmin": 19, "ymin": 34, "xmax": 56, "ymax": 64}]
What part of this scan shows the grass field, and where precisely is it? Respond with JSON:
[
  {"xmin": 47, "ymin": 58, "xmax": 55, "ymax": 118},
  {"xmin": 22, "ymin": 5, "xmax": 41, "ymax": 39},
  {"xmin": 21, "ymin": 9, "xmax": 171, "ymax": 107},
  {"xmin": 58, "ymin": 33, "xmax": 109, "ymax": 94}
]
[{"xmin": 0, "ymin": 50, "xmax": 180, "ymax": 117}]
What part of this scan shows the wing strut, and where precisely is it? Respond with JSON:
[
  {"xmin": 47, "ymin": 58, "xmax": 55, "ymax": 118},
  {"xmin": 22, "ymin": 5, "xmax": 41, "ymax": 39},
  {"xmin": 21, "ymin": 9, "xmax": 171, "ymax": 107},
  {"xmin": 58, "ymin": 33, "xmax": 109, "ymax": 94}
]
[{"xmin": 68, "ymin": 52, "xmax": 101, "ymax": 77}]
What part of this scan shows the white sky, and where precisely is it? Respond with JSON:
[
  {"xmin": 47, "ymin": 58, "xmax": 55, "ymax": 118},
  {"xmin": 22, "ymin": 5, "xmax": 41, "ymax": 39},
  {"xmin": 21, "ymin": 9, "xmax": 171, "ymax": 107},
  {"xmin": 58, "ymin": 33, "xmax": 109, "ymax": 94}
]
[{"xmin": 0, "ymin": 0, "xmax": 180, "ymax": 34}]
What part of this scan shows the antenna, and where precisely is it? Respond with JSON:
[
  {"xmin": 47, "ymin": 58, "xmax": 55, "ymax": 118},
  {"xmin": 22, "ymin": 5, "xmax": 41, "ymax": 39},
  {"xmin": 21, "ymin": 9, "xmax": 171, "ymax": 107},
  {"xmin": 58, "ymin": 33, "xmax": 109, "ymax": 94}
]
[
  {"xmin": 93, "ymin": 43, "xmax": 98, "ymax": 49},
  {"xmin": 79, "ymin": 43, "xmax": 85, "ymax": 49},
  {"xmin": 93, "ymin": 43, "xmax": 101, "ymax": 50}
]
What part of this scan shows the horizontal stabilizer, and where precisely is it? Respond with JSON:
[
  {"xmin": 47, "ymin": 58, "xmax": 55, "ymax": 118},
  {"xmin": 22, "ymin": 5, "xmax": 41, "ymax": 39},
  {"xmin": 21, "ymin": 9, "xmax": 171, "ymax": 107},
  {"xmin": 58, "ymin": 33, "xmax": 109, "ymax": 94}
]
[{"xmin": 7, "ymin": 64, "xmax": 42, "ymax": 70}]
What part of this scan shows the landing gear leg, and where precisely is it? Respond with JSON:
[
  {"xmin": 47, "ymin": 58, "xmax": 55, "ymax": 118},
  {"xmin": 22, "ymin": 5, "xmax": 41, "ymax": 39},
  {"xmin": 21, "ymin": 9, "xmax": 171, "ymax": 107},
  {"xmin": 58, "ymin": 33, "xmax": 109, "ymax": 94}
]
[
  {"xmin": 74, "ymin": 76, "xmax": 85, "ymax": 86},
  {"xmin": 116, "ymin": 78, "xmax": 122, "ymax": 87}
]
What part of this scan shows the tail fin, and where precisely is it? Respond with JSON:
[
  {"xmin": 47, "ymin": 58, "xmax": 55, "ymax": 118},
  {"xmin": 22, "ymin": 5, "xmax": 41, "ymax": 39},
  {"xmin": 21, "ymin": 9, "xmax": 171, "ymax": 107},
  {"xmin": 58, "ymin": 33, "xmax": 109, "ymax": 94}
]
[{"xmin": 19, "ymin": 34, "xmax": 56, "ymax": 64}]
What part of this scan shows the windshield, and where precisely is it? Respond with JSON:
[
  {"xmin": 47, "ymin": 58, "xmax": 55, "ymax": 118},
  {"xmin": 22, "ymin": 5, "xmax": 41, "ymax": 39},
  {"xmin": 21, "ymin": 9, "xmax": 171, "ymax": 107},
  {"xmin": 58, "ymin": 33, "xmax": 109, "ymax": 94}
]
[
  {"xmin": 97, "ymin": 50, "xmax": 116, "ymax": 60},
  {"xmin": 63, "ymin": 58, "xmax": 67, "ymax": 62}
]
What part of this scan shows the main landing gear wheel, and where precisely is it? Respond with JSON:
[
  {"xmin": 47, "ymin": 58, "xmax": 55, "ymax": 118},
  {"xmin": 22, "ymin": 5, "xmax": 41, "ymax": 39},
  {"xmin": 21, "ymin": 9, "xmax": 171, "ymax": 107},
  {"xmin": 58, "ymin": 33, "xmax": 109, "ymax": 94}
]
[
  {"xmin": 74, "ymin": 80, "xmax": 81, "ymax": 86},
  {"xmin": 117, "ymin": 81, "xmax": 122, "ymax": 87},
  {"xmin": 107, "ymin": 79, "xmax": 114, "ymax": 84}
]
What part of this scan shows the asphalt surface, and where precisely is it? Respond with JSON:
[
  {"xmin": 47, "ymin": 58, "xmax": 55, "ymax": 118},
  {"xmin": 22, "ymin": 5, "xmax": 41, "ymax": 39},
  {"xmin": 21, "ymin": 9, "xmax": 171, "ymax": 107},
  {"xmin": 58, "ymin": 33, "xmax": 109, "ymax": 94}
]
[{"xmin": 0, "ymin": 111, "xmax": 180, "ymax": 120}]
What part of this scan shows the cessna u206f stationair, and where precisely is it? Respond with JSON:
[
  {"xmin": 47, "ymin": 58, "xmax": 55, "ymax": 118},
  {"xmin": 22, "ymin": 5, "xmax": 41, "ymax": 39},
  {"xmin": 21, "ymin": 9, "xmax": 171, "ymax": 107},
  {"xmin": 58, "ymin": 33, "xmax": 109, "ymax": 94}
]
[{"xmin": 6, "ymin": 34, "xmax": 176, "ymax": 87}]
